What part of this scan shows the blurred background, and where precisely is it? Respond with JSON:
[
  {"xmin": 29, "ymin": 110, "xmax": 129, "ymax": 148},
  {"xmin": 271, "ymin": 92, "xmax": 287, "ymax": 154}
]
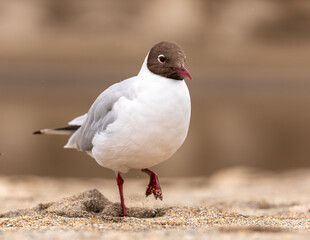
[{"xmin": 0, "ymin": 0, "xmax": 310, "ymax": 178}]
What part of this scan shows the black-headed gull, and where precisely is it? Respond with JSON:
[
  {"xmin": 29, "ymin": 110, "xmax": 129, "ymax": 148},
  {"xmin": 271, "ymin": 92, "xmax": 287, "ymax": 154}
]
[{"xmin": 34, "ymin": 41, "xmax": 192, "ymax": 217}]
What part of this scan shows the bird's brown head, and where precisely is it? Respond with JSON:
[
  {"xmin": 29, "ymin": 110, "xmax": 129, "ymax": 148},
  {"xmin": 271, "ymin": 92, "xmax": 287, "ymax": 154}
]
[{"xmin": 147, "ymin": 41, "xmax": 192, "ymax": 81}]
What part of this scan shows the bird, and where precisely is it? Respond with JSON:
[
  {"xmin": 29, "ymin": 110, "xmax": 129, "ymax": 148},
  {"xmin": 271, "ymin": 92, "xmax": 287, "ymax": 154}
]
[{"xmin": 34, "ymin": 41, "xmax": 192, "ymax": 217}]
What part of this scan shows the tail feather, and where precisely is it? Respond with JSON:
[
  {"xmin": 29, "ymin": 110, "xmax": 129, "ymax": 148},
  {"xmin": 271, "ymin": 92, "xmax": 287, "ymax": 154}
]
[{"xmin": 33, "ymin": 125, "xmax": 80, "ymax": 135}]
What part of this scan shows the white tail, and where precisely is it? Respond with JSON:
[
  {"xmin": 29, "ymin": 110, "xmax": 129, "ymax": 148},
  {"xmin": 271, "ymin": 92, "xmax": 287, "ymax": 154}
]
[{"xmin": 33, "ymin": 126, "xmax": 80, "ymax": 135}]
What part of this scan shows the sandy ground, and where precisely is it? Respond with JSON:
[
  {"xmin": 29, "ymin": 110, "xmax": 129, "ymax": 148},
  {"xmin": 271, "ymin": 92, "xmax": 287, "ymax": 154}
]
[{"xmin": 1, "ymin": 167, "xmax": 310, "ymax": 239}]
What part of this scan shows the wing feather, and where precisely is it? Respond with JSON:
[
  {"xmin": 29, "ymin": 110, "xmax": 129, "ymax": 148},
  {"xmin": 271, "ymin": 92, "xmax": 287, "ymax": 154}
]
[{"xmin": 65, "ymin": 77, "xmax": 136, "ymax": 151}]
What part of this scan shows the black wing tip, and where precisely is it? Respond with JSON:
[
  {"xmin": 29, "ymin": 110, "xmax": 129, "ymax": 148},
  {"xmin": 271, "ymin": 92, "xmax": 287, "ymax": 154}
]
[{"xmin": 33, "ymin": 130, "xmax": 42, "ymax": 135}]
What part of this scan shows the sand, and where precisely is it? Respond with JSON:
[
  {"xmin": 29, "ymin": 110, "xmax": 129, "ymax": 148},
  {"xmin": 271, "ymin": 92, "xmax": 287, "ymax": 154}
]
[{"xmin": 1, "ymin": 167, "xmax": 310, "ymax": 239}]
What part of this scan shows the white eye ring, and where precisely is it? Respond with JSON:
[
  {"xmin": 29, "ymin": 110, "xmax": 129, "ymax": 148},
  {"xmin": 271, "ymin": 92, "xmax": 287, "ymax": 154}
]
[{"xmin": 157, "ymin": 54, "xmax": 166, "ymax": 64}]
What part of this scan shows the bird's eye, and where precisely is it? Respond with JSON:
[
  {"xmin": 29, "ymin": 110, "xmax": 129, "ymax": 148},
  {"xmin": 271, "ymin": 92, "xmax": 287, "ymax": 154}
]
[{"xmin": 157, "ymin": 54, "xmax": 166, "ymax": 64}]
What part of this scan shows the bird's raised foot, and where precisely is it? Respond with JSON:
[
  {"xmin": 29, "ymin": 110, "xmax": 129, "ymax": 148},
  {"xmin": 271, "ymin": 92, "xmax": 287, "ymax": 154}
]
[
  {"xmin": 142, "ymin": 168, "xmax": 163, "ymax": 200},
  {"xmin": 145, "ymin": 181, "xmax": 163, "ymax": 200}
]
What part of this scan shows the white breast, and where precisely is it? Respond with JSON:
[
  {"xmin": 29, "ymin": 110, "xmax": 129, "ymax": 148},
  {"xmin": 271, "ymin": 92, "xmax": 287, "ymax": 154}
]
[{"xmin": 91, "ymin": 63, "xmax": 191, "ymax": 173}]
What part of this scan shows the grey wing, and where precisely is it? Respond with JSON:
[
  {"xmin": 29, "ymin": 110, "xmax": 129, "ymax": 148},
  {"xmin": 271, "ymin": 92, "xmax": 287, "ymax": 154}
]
[{"xmin": 66, "ymin": 77, "xmax": 136, "ymax": 151}]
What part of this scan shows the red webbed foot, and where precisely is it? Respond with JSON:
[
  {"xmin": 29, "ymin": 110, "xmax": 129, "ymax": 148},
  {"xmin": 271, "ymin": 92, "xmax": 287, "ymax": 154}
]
[{"xmin": 141, "ymin": 168, "xmax": 163, "ymax": 200}]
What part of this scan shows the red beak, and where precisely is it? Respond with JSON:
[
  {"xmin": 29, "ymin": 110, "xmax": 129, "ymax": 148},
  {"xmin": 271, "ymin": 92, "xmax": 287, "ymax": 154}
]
[{"xmin": 174, "ymin": 65, "xmax": 192, "ymax": 80}]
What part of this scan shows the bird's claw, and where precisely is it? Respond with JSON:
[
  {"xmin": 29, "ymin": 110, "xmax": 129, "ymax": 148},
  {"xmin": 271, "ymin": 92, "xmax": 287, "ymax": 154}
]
[{"xmin": 145, "ymin": 179, "xmax": 163, "ymax": 200}]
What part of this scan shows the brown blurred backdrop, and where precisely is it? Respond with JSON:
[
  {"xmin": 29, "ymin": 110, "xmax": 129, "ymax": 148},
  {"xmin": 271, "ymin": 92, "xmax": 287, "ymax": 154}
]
[{"xmin": 0, "ymin": 0, "xmax": 310, "ymax": 178}]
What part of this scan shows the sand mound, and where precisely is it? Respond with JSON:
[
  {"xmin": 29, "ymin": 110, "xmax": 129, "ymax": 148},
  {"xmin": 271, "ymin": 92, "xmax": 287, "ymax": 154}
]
[{"xmin": 0, "ymin": 189, "xmax": 166, "ymax": 219}]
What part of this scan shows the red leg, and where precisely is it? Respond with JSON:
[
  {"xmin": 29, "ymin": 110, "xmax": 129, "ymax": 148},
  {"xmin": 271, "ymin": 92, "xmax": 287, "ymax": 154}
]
[
  {"xmin": 141, "ymin": 168, "xmax": 163, "ymax": 200},
  {"xmin": 116, "ymin": 172, "xmax": 128, "ymax": 217}
]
